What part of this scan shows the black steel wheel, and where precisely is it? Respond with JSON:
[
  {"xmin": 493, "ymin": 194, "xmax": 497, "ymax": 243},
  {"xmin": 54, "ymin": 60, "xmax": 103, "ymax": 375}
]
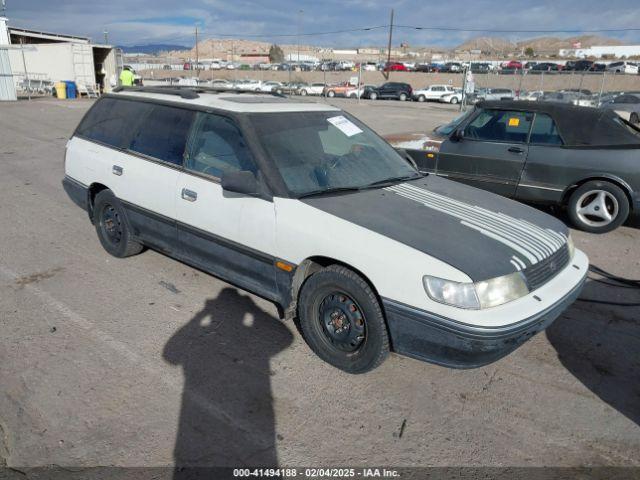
[
  {"xmin": 298, "ymin": 265, "xmax": 389, "ymax": 373},
  {"xmin": 93, "ymin": 190, "xmax": 143, "ymax": 258}
]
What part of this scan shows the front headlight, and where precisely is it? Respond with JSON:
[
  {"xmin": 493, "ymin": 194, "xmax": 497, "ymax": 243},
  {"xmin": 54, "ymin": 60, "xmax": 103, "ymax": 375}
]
[
  {"xmin": 474, "ymin": 272, "xmax": 529, "ymax": 309},
  {"xmin": 423, "ymin": 271, "xmax": 530, "ymax": 310},
  {"xmin": 423, "ymin": 276, "xmax": 480, "ymax": 309}
]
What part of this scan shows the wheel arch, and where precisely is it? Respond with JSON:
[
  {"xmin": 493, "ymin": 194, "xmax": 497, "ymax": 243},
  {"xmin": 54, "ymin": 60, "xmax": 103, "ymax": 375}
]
[
  {"xmin": 87, "ymin": 182, "xmax": 110, "ymax": 222},
  {"xmin": 562, "ymin": 174, "xmax": 634, "ymax": 212},
  {"xmin": 285, "ymin": 255, "xmax": 384, "ymax": 321}
]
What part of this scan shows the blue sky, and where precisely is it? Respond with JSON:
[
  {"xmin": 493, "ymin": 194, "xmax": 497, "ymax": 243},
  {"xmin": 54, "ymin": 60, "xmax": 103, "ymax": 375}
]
[{"xmin": 4, "ymin": 0, "xmax": 640, "ymax": 47}]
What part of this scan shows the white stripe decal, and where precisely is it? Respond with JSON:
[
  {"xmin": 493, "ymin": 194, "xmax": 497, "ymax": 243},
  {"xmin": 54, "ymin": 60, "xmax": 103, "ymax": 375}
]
[
  {"xmin": 396, "ymin": 184, "xmax": 557, "ymax": 257},
  {"xmin": 391, "ymin": 187, "xmax": 548, "ymax": 261},
  {"xmin": 386, "ymin": 183, "xmax": 567, "ymax": 268}
]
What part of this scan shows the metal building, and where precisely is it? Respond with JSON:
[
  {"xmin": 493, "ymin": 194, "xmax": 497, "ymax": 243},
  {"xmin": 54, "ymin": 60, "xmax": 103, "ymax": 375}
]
[
  {"xmin": 0, "ymin": 16, "xmax": 17, "ymax": 101},
  {"xmin": 1, "ymin": 20, "xmax": 118, "ymax": 99}
]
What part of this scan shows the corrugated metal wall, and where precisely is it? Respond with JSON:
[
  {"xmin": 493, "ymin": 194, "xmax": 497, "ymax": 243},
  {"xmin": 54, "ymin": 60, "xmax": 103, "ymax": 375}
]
[{"xmin": 0, "ymin": 16, "xmax": 18, "ymax": 101}]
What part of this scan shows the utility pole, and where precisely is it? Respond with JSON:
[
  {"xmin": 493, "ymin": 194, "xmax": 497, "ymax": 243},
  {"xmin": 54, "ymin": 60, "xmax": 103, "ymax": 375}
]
[
  {"xmin": 195, "ymin": 24, "xmax": 199, "ymax": 78},
  {"xmin": 297, "ymin": 10, "xmax": 303, "ymax": 63},
  {"xmin": 103, "ymin": 29, "xmax": 108, "ymax": 45},
  {"xmin": 385, "ymin": 9, "xmax": 394, "ymax": 80}
]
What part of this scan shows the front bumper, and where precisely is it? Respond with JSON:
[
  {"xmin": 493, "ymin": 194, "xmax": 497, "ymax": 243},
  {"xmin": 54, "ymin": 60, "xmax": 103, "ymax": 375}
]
[{"xmin": 382, "ymin": 270, "xmax": 587, "ymax": 369}]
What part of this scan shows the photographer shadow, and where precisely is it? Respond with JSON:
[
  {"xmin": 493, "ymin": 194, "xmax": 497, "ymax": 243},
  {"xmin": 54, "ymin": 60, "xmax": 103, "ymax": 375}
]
[
  {"xmin": 163, "ymin": 288, "xmax": 294, "ymax": 477},
  {"xmin": 546, "ymin": 278, "xmax": 640, "ymax": 426}
]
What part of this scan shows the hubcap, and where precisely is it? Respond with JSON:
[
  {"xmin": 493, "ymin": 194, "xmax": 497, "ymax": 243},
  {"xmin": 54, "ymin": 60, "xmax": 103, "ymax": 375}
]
[
  {"xmin": 318, "ymin": 292, "xmax": 366, "ymax": 352},
  {"xmin": 576, "ymin": 190, "xmax": 619, "ymax": 227},
  {"xmin": 101, "ymin": 204, "xmax": 123, "ymax": 245}
]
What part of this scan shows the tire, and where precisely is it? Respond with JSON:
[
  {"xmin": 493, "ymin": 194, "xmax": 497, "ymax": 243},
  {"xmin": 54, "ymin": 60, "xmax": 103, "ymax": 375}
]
[
  {"xmin": 298, "ymin": 265, "xmax": 389, "ymax": 374},
  {"xmin": 450, "ymin": 96, "xmax": 459, "ymax": 104},
  {"xmin": 300, "ymin": 89, "xmax": 308, "ymax": 96},
  {"xmin": 327, "ymin": 90, "xmax": 335, "ymax": 98},
  {"xmin": 93, "ymin": 190, "xmax": 143, "ymax": 257},
  {"xmin": 630, "ymin": 112, "xmax": 639, "ymax": 125},
  {"xmin": 417, "ymin": 95, "xmax": 426, "ymax": 102},
  {"xmin": 369, "ymin": 92, "xmax": 378, "ymax": 100},
  {"xmin": 399, "ymin": 93, "xmax": 407, "ymax": 101},
  {"xmin": 567, "ymin": 181, "xmax": 630, "ymax": 233}
]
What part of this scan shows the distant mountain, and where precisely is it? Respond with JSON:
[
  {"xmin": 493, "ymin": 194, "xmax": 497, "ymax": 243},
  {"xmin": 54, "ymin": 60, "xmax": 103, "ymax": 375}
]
[
  {"xmin": 118, "ymin": 44, "xmax": 190, "ymax": 54},
  {"xmin": 456, "ymin": 35, "xmax": 622, "ymax": 54}
]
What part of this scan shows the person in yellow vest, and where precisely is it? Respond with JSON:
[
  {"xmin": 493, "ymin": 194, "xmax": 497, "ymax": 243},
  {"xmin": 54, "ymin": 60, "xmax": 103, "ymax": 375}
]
[{"xmin": 119, "ymin": 67, "xmax": 135, "ymax": 87}]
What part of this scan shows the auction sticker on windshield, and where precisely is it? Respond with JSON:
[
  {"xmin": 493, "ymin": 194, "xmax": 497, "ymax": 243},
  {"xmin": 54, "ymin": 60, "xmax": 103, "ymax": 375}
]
[{"xmin": 327, "ymin": 115, "xmax": 363, "ymax": 137}]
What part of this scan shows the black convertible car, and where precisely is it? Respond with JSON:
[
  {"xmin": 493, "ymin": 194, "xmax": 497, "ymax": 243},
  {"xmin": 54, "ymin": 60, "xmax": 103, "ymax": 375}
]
[{"xmin": 386, "ymin": 101, "xmax": 640, "ymax": 233}]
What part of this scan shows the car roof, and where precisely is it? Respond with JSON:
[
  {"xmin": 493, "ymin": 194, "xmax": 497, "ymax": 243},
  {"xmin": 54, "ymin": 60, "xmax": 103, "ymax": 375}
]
[
  {"xmin": 477, "ymin": 100, "xmax": 640, "ymax": 146},
  {"xmin": 110, "ymin": 89, "xmax": 340, "ymax": 114}
]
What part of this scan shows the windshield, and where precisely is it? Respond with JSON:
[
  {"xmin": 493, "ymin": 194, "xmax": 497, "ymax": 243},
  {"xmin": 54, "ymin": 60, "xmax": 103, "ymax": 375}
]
[
  {"xmin": 435, "ymin": 109, "xmax": 475, "ymax": 136},
  {"xmin": 247, "ymin": 111, "xmax": 419, "ymax": 196}
]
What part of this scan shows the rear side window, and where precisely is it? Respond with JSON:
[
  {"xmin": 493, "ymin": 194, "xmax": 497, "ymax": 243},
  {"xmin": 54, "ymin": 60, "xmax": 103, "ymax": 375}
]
[
  {"xmin": 76, "ymin": 98, "xmax": 151, "ymax": 148},
  {"xmin": 529, "ymin": 113, "xmax": 563, "ymax": 145},
  {"xmin": 465, "ymin": 110, "xmax": 532, "ymax": 143},
  {"xmin": 128, "ymin": 104, "xmax": 195, "ymax": 165},
  {"xmin": 185, "ymin": 113, "xmax": 256, "ymax": 178}
]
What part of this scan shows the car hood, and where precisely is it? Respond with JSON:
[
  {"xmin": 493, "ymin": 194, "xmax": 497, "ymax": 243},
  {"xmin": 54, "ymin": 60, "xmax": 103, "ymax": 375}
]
[{"xmin": 302, "ymin": 175, "xmax": 569, "ymax": 282}]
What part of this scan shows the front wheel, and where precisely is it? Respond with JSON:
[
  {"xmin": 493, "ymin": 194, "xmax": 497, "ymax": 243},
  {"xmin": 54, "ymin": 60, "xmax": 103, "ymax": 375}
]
[
  {"xmin": 369, "ymin": 92, "xmax": 378, "ymax": 100},
  {"xmin": 300, "ymin": 89, "xmax": 308, "ymax": 96},
  {"xmin": 298, "ymin": 265, "xmax": 389, "ymax": 374},
  {"xmin": 417, "ymin": 95, "xmax": 426, "ymax": 102},
  {"xmin": 630, "ymin": 112, "xmax": 639, "ymax": 125},
  {"xmin": 327, "ymin": 90, "xmax": 335, "ymax": 98},
  {"xmin": 567, "ymin": 181, "xmax": 629, "ymax": 233},
  {"xmin": 399, "ymin": 93, "xmax": 407, "ymax": 101}
]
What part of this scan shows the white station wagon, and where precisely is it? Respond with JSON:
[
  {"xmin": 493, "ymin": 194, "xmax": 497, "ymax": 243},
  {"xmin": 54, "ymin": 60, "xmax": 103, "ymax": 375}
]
[{"xmin": 63, "ymin": 86, "xmax": 588, "ymax": 373}]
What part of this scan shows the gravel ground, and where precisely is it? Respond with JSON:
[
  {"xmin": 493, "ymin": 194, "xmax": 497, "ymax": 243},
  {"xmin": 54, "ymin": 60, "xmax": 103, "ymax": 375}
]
[{"xmin": 0, "ymin": 97, "xmax": 638, "ymax": 471}]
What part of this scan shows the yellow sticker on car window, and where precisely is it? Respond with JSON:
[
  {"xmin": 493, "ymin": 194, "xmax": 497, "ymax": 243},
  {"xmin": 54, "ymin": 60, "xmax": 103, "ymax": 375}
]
[{"xmin": 508, "ymin": 117, "xmax": 520, "ymax": 127}]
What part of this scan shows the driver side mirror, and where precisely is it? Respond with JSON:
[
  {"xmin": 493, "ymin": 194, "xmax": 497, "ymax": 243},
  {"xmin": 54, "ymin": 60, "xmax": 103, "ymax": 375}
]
[
  {"xmin": 450, "ymin": 128, "xmax": 464, "ymax": 142},
  {"xmin": 221, "ymin": 170, "xmax": 258, "ymax": 196}
]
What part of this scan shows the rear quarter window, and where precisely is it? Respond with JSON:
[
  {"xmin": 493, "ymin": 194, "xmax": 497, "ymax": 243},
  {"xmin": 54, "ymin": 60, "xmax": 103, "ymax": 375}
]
[{"xmin": 76, "ymin": 97, "xmax": 151, "ymax": 148}]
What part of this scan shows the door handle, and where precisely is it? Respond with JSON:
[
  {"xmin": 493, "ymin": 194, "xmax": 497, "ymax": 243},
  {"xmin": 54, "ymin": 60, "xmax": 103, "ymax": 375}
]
[
  {"xmin": 112, "ymin": 165, "xmax": 123, "ymax": 176},
  {"xmin": 181, "ymin": 188, "xmax": 197, "ymax": 202},
  {"xmin": 508, "ymin": 147, "xmax": 525, "ymax": 154}
]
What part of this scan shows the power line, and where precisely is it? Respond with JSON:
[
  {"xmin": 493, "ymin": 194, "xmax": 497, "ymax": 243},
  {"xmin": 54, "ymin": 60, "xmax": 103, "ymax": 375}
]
[
  {"xmin": 189, "ymin": 25, "xmax": 388, "ymax": 39},
  {"xmin": 395, "ymin": 24, "xmax": 640, "ymax": 34}
]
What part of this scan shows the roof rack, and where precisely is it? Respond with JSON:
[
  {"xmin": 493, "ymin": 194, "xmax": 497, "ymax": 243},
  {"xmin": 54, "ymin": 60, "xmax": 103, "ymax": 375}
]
[
  {"xmin": 112, "ymin": 85, "xmax": 200, "ymax": 99},
  {"xmin": 112, "ymin": 85, "xmax": 287, "ymax": 99}
]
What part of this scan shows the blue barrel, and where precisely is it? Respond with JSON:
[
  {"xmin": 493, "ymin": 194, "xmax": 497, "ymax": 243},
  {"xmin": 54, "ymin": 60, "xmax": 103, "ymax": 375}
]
[{"xmin": 64, "ymin": 81, "xmax": 77, "ymax": 99}]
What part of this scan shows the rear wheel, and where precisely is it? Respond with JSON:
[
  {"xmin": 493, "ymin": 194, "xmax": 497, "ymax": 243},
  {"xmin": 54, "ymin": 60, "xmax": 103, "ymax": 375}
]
[
  {"xmin": 93, "ymin": 190, "xmax": 143, "ymax": 257},
  {"xmin": 300, "ymin": 89, "xmax": 308, "ymax": 96},
  {"xmin": 567, "ymin": 181, "xmax": 629, "ymax": 233},
  {"xmin": 298, "ymin": 265, "xmax": 389, "ymax": 374},
  {"xmin": 630, "ymin": 112, "xmax": 639, "ymax": 125}
]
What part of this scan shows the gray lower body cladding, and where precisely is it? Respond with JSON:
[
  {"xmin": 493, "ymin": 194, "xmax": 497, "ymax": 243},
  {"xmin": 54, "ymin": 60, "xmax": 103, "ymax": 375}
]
[
  {"xmin": 62, "ymin": 176, "xmax": 89, "ymax": 212},
  {"xmin": 382, "ymin": 273, "xmax": 586, "ymax": 369}
]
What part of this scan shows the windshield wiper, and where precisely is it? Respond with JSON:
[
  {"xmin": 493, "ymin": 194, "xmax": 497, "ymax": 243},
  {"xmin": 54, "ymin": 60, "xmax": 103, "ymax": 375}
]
[
  {"xmin": 297, "ymin": 186, "xmax": 364, "ymax": 198},
  {"xmin": 362, "ymin": 173, "xmax": 426, "ymax": 189}
]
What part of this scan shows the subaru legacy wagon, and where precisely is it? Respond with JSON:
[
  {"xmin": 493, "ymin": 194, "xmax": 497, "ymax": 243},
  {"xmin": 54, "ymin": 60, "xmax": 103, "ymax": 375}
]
[{"xmin": 63, "ymin": 87, "xmax": 588, "ymax": 373}]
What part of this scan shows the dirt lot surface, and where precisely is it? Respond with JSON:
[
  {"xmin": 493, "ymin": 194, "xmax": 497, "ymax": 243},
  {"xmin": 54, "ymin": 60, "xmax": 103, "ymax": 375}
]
[{"xmin": 0, "ymin": 97, "xmax": 638, "ymax": 471}]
